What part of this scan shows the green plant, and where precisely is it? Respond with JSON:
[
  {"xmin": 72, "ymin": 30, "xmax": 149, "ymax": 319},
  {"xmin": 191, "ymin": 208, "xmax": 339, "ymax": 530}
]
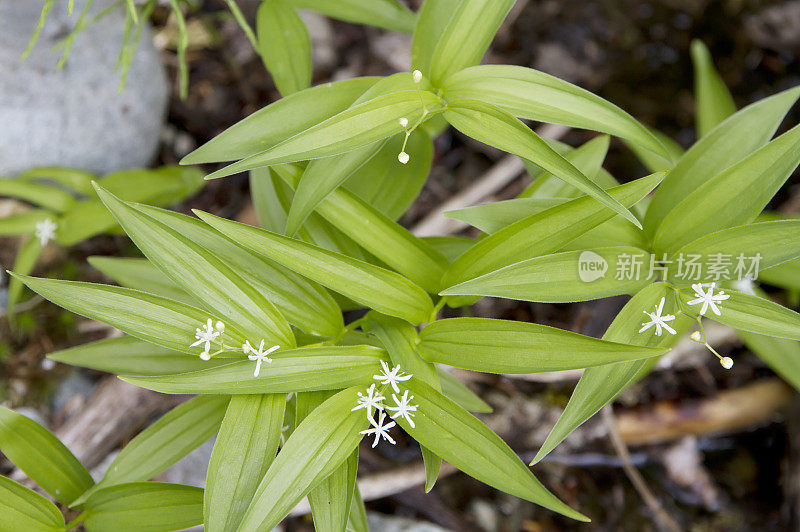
[
  {"xmin": 0, "ymin": 166, "xmax": 204, "ymax": 317},
  {"xmin": 5, "ymin": 2, "xmax": 800, "ymax": 531}
]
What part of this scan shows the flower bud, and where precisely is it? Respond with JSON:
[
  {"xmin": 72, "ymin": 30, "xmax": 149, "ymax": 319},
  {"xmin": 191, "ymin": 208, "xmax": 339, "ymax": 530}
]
[{"xmin": 398, "ymin": 151, "xmax": 410, "ymax": 164}]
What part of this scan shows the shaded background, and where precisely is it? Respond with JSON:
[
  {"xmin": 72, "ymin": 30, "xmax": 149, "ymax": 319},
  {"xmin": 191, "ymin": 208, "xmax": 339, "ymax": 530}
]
[{"xmin": 2, "ymin": 1, "xmax": 800, "ymax": 530}]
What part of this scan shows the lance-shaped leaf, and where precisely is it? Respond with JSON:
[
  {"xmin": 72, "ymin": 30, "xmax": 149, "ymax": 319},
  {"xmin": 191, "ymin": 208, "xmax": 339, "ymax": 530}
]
[
  {"xmin": 691, "ymin": 40, "xmax": 736, "ymax": 138},
  {"xmin": 395, "ymin": 379, "xmax": 588, "ymax": 521},
  {"xmin": 276, "ymin": 164, "xmax": 448, "ymax": 293},
  {"xmin": 0, "ymin": 476, "xmax": 64, "ymax": 532},
  {"xmin": 427, "ymin": 0, "xmax": 515, "ymax": 86},
  {"xmin": 237, "ymin": 387, "xmax": 370, "ymax": 531},
  {"xmin": 444, "ymin": 100, "xmax": 640, "ymax": 227},
  {"xmin": 256, "ymin": 0, "xmax": 311, "ymax": 97},
  {"xmin": 88, "ymin": 256, "xmax": 196, "ymax": 305},
  {"xmin": 18, "ymin": 167, "xmax": 96, "ymax": 196},
  {"xmin": 83, "ymin": 482, "xmax": 204, "ymax": 532},
  {"xmin": 122, "ymin": 346, "xmax": 386, "ymax": 395},
  {"xmin": 437, "ymin": 367, "xmax": 492, "ymax": 413},
  {"xmin": 520, "ymin": 135, "xmax": 612, "ymax": 199},
  {"xmin": 534, "ymin": 284, "xmax": 693, "ymax": 463},
  {"xmin": 182, "ymin": 77, "xmax": 380, "ymax": 164},
  {"xmin": 442, "ymin": 247, "xmax": 653, "ymax": 303},
  {"xmin": 250, "ymin": 167, "xmax": 289, "ymax": 232},
  {"xmin": 418, "ymin": 318, "xmax": 669, "ymax": 373},
  {"xmin": 423, "ymin": 235, "xmax": 474, "ymax": 263},
  {"xmin": 48, "ymin": 336, "xmax": 229, "ymax": 376},
  {"xmin": 10, "ymin": 274, "xmax": 244, "ymax": 356},
  {"xmin": 0, "ymin": 179, "xmax": 75, "ymax": 212},
  {"xmin": 411, "ymin": 0, "xmax": 461, "ymax": 78},
  {"xmin": 136, "ymin": 205, "xmax": 343, "ymax": 337},
  {"xmin": 0, "ymin": 406, "xmax": 93, "ymax": 505},
  {"xmin": 296, "ymin": 391, "xmax": 358, "ymax": 532},
  {"xmin": 442, "ymin": 172, "xmax": 664, "ymax": 287},
  {"xmin": 654, "ymin": 123, "xmax": 800, "ymax": 253},
  {"xmin": 442, "ymin": 65, "xmax": 669, "ymax": 159},
  {"xmin": 644, "ymin": 86, "xmax": 800, "ymax": 239},
  {"xmin": 365, "ymin": 313, "xmax": 442, "ymax": 491},
  {"xmin": 760, "ymin": 258, "xmax": 800, "ymax": 291},
  {"xmin": 94, "ymin": 185, "xmax": 295, "ymax": 348},
  {"xmin": 287, "ymin": 142, "xmax": 384, "ymax": 236},
  {"xmin": 205, "ymin": 394, "xmax": 285, "ymax": 532},
  {"xmin": 74, "ymin": 396, "xmax": 229, "ymax": 506},
  {"xmin": 678, "ymin": 288, "xmax": 800, "ymax": 341},
  {"xmin": 345, "ymin": 129, "xmax": 433, "ymax": 220},
  {"xmin": 0, "ymin": 209, "xmax": 52, "ymax": 236},
  {"xmin": 624, "ymin": 127, "xmax": 684, "ymax": 174},
  {"xmin": 206, "ymin": 91, "xmax": 444, "ymax": 179},
  {"xmin": 291, "ymin": 0, "xmax": 416, "ymax": 33},
  {"xmin": 447, "ymin": 197, "xmax": 567, "ymax": 234},
  {"xmin": 348, "ymin": 486, "xmax": 369, "ymax": 532},
  {"xmin": 667, "ymin": 220, "xmax": 800, "ymax": 282},
  {"xmin": 194, "ymin": 210, "xmax": 434, "ymax": 323}
]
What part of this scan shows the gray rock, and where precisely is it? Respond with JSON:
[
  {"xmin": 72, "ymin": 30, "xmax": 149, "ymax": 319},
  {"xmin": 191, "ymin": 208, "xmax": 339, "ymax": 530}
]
[
  {"xmin": 0, "ymin": 0, "xmax": 168, "ymax": 176},
  {"xmin": 367, "ymin": 513, "xmax": 448, "ymax": 532}
]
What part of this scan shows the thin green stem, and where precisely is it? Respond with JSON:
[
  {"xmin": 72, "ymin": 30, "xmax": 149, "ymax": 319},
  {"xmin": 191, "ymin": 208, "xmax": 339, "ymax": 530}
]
[{"xmin": 65, "ymin": 512, "xmax": 87, "ymax": 531}]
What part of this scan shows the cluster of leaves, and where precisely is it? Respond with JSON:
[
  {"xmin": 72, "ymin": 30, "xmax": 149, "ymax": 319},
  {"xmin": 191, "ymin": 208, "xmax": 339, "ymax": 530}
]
[
  {"xmin": 0, "ymin": 166, "xmax": 204, "ymax": 318},
  {"xmin": 5, "ymin": 1, "xmax": 800, "ymax": 531},
  {"xmin": 23, "ymin": 0, "xmax": 416, "ymax": 98}
]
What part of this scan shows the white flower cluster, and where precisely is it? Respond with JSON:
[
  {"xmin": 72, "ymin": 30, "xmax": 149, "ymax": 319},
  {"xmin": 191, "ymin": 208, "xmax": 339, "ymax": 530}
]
[
  {"xmin": 34, "ymin": 218, "xmax": 57, "ymax": 246},
  {"xmin": 352, "ymin": 361, "xmax": 418, "ymax": 448},
  {"xmin": 190, "ymin": 319, "xmax": 279, "ymax": 376}
]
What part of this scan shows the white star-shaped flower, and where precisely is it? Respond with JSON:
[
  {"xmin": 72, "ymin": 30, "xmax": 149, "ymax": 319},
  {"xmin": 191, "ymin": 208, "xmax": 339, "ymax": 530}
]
[
  {"xmin": 385, "ymin": 390, "xmax": 418, "ymax": 428},
  {"xmin": 360, "ymin": 411, "xmax": 396, "ymax": 448},
  {"xmin": 687, "ymin": 283, "xmax": 730, "ymax": 316},
  {"xmin": 34, "ymin": 218, "xmax": 57, "ymax": 246},
  {"xmin": 373, "ymin": 360, "xmax": 412, "ymax": 393},
  {"xmin": 639, "ymin": 297, "xmax": 677, "ymax": 336},
  {"xmin": 244, "ymin": 340, "xmax": 279, "ymax": 377},
  {"xmin": 351, "ymin": 383, "xmax": 386, "ymax": 415},
  {"xmin": 190, "ymin": 318, "xmax": 220, "ymax": 357}
]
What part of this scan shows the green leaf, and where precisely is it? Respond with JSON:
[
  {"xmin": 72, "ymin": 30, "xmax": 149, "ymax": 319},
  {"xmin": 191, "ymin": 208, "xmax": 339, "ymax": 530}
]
[
  {"xmin": 678, "ymin": 287, "xmax": 800, "ymax": 341},
  {"xmin": 0, "ymin": 209, "xmax": 52, "ymax": 236},
  {"xmin": 447, "ymin": 197, "xmax": 569, "ymax": 234},
  {"xmin": 422, "ymin": 235, "xmax": 473, "ymax": 263},
  {"xmin": 48, "ymin": 336, "xmax": 229, "ymax": 375},
  {"xmin": 0, "ymin": 476, "xmax": 64, "ymax": 532},
  {"xmin": 411, "ymin": 0, "xmax": 461, "ymax": 79},
  {"xmin": 9, "ymin": 273, "xmax": 241, "ymax": 359},
  {"xmin": 257, "ymin": 0, "xmax": 312, "ymax": 97},
  {"xmin": 760, "ymin": 258, "xmax": 800, "ymax": 291},
  {"xmin": 644, "ymin": 86, "xmax": 800, "ymax": 238},
  {"xmin": 437, "ymin": 367, "xmax": 492, "ymax": 413},
  {"xmin": 182, "ymin": 77, "xmax": 380, "ymax": 164},
  {"xmin": 237, "ymin": 387, "xmax": 369, "ymax": 531},
  {"xmin": 397, "ymin": 379, "xmax": 588, "ymax": 521},
  {"xmin": 94, "ymin": 185, "xmax": 295, "ymax": 348},
  {"xmin": 345, "ymin": 129, "xmax": 433, "ymax": 220},
  {"xmin": 297, "ymin": 392, "xmax": 358, "ymax": 532},
  {"xmin": 691, "ymin": 40, "xmax": 737, "ymax": 138},
  {"xmin": 623, "ymin": 127, "xmax": 684, "ymax": 174},
  {"xmin": 0, "ymin": 179, "xmax": 75, "ymax": 212},
  {"xmin": 364, "ymin": 313, "xmax": 442, "ymax": 491},
  {"xmin": 249, "ymin": 168, "xmax": 288, "ymax": 233},
  {"xmin": 74, "ymin": 396, "xmax": 228, "ymax": 506},
  {"xmin": 419, "ymin": 317, "xmax": 669, "ymax": 373},
  {"xmin": 442, "ymin": 65, "xmax": 670, "ymax": 160},
  {"xmin": 520, "ymin": 135, "xmax": 613, "ymax": 199},
  {"xmin": 442, "ymin": 247, "xmax": 653, "ymax": 303},
  {"xmin": 7, "ymin": 236, "xmax": 42, "ymax": 317},
  {"xmin": 444, "ymin": 100, "xmax": 640, "ymax": 227},
  {"xmin": 0, "ymin": 407, "xmax": 93, "ymax": 505},
  {"xmin": 653, "ymin": 122, "xmax": 800, "ymax": 253},
  {"xmin": 287, "ymin": 142, "xmax": 384, "ymax": 236},
  {"xmin": 534, "ymin": 284, "xmax": 694, "ymax": 463},
  {"xmin": 291, "ymin": 0, "xmax": 416, "ymax": 33},
  {"xmin": 667, "ymin": 220, "xmax": 800, "ymax": 282},
  {"xmin": 194, "ymin": 210, "xmax": 434, "ymax": 323},
  {"xmin": 205, "ymin": 394, "xmax": 285, "ymax": 532},
  {"xmin": 441, "ymin": 172, "xmax": 664, "ymax": 287},
  {"xmin": 135, "ymin": 205, "xmax": 343, "ymax": 337},
  {"xmin": 276, "ymin": 163, "xmax": 449, "ymax": 293},
  {"xmin": 206, "ymin": 90, "xmax": 444, "ymax": 179},
  {"xmin": 347, "ymin": 486, "xmax": 369, "ymax": 532},
  {"xmin": 17, "ymin": 167, "xmax": 96, "ymax": 196},
  {"xmin": 427, "ymin": 0, "xmax": 515, "ymax": 86},
  {"xmin": 122, "ymin": 345, "xmax": 386, "ymax": 394},
  {"xmin": 83, "ymin": 482, "xmax": 203, "ymax": 532},
  {"xmin": 88, "ymin": 257, "xmax": 196, "ymax": 305}
]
